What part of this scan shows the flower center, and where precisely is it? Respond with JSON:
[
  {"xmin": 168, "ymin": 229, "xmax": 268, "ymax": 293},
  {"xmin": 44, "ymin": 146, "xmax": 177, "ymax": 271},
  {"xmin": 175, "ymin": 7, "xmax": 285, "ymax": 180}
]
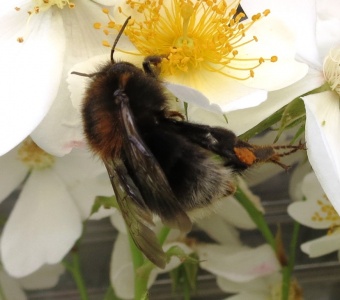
[
  {"xmin": 15, "ymin": 0, "xmax": 75, "ymax": 43},
  {"xmin": 173, "ymin": 2, "xmax": 195, "ymax": 48},
  {"xmin": 17, "ymin": 138, "xmax": 55, "ymax": 169},
  {"xmin": 311, "ymin": 194, "xmax": 340, "ymax": 234},
  {"xmin": 96, "ymin": 0, "xmax": 277, "ymax": 80},
  {"xmin": 323, "ymin": 47, "xmax": 340, "ymax": 97}
]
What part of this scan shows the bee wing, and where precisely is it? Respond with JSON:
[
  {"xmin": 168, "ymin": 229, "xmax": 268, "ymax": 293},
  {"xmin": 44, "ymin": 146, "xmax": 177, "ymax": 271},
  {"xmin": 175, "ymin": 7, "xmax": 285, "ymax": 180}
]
[
  {"xmin": 161, "ymin": 119, "xmax": 250, "ymax": 168},
  {"xmin": 116, "ymin": 90, "xmax": 192, "ymax": 233},
  {"xmin": 104, "ymin": 158, "xmax": 167, "ymax": 269}
]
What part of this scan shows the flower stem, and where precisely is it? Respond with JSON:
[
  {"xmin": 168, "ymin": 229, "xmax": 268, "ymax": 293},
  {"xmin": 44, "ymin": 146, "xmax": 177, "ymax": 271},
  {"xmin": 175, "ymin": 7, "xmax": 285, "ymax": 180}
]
[
  {"xmin": 128, "ymin": 234, "xmax": 149, "ymax": 300},
  {"xmin": 128, "ymin": 227, "xmax": 172, "ymax": 299},
  {"xmin": 234, "ymin": 186, "xmax": 276, "ymax": 252},
  {"xmin": 0, "ymin": 282, "xmax": 7, "ymax": 300},
  {"xmin": 158, "ymin": 226, "xmax": 171, "ymax": 245},
  {"xmin": 63, "ymin": 247, "xmax": 89, "ymax": 300},
  {"xmin": 281, "ymin": 221, "xmax": 300, "ymax": 300}
]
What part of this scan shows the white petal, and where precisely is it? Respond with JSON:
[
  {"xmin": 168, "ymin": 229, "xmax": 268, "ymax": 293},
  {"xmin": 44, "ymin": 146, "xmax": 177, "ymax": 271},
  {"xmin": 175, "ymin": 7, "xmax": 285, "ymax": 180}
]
[
  {"xmin": 30, "ymin": 83, "xmax": 85, "ymax": 157},
  {"xmin": 303, "ymin": 91, "xmax": 340, "ymax": 215},
  {"xmin": 196, "ymin": 217, "xmax": 241, "ymax": 245},
  {"xmin": 71, "ymin": 175, "xmax": 116, "ymax": 220},
  {"xmin": 0, "ymin": 270, "xmax": 26, "ymax": 300},
  {"xmin": 224, "ymin": 293, "xmax": 267, "ymax": 300},
  {"xmin": 1, "ymin": 169, "xmax": 82, "ymax": 277},
  {"xmin": 198, "ymin": 244, "xmax": 280, "ymax": 282},
  {"xmin": 0, "ymin": 1, "xmax": 30, "ymax": 13},
  {"xmin": 91, "ymin": 0, "xmax": 115, "ymax": 5},
  {"xmin": 301, "ymin": 233, "xmax": 340, "ymax": 257},
  {"xmin": 217, "ymin": 272, "xmax": 281, "ymax": 295},
  {"xmin": 215, "ymin": 198, "xmax": 257, "ymax": 230},
  {"xmin": 110, "ymin": 211, "xmax": 128, "ymax": 233},
  {"xmin": 224, "ymin": 68, "xmax": 325, "ymax": 135},
  {"xmin": 186, "ymin": 104, "xmax": 227, "ymax": 128},
  {"xmin": 164, "ymin": 83, "xmax": 222, "ymax": 114},
  {"xmin": 0, "ymin": 146, "xmax": 29, "ymax": 202},
  {"xmin": 288, "ymin": 201, "xmax": 330, "ymax": 229},
  {"xmin": 17, "ymin": 264, "xmax": 65, "ymax": 290},
  {"xmin": 288, "ymin": 162, "xmax": 313, "ymax": 202},
  {"xmin": 316, "ymin": 0, "xmax": 340, "ymax": 60},
  {"xmin": 53, "ymin": 149, "xmax": 105, "ymax": 183},
  {"xmin": 301, "ymin": 172, "xmax": 325, "ymax": 200},
  {"xmin": 110, "ymin": 234, "xmax": 190, "ymax": 298},
  {"xmin": 0, "ymin": 8, "xmax": 65, "ymax": 156},
  {"xmin": 110, "ymin": 234, "xmax": 135, "ymax": 299},
  {"xmin": 242, "ymin": 0, "xmax": 321, "ymax": 67},
  {"xmin": 166, "ymin": 70, "xmax": 268, "ymax": 112},
  {"xmin": 54, "ymin": 150, "xmax": 115, "ymax": 220},
  {"xmin": 31, "ymin": 0, "xmax": 110, "ymax": 156},
  {"xmin": 61, "ymin": 0, "xmax": 109, "ymax": 61},
  {"xmin": 288, "ymin": 171, "xmax": 331, "ymax": 229},
  {"xmin": 236, "ymin": 17, "xmax": 308, "ymax": 91},
  {"xmin": 68, "ymin": 55, "xmax": 109, "ymax": 110}
]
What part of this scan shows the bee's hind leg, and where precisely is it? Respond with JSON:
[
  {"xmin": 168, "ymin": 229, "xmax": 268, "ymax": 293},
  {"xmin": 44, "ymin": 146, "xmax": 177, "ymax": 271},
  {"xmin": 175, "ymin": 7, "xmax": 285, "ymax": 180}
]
[{"xmin": 143, "ymin": 55, "xmax": 166, "ymax": 77}]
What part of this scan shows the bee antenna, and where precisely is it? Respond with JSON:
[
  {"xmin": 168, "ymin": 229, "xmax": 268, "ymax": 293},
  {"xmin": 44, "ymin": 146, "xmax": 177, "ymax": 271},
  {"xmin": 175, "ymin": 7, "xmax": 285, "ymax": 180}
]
[{"xmin": 111, "ymin": 16, "xmax": 131, "ymax": 62}]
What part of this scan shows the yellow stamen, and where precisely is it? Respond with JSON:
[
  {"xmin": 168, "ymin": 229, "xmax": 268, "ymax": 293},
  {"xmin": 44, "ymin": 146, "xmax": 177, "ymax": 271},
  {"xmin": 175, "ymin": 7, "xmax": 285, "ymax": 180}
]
[
  {"xmin": 102, "ymin": 40, "xmax": 111, "ymax": 47},
  {"xmin": 271, "ymin": 56, "xmax": 278, "ymax": 62},
  {"xmin": 17, "ymin": 138, "xmax": 55, "ymax": 170},
  {"xmin": 323, "ymin": 46, "xmax": 340, "ymax": 96},
  {"xmin": 15, "ymin": 0, "xmax": 75, "ymax": 43},
  {"xmin": 310, "ymin": 195, "xmax": 340, "ymax": 234},
  {"xmin": 263, "ymin": 9, "xmax": 270, "ymax": 16},
  {"xmin": 94, "ymin": 22, "xmax": 102, "ymax": 29},
  {"xmin": 98, "ymin": 0, "xmax": 277, "ymax": 81}
]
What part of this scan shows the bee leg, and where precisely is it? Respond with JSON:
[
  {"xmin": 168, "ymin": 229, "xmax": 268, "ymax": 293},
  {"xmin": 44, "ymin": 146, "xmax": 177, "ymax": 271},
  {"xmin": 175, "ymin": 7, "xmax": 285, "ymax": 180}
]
[
  {"xmin": 166, "ymin": 110, "xmax": 185, "ymax": 120},
  {"xmin": 143, "ymin": 55, "xmax": 164, "ymax": 77},
  {"xmin": 71, "ymin": 71, "xmax": 105, "ymax": 78}
]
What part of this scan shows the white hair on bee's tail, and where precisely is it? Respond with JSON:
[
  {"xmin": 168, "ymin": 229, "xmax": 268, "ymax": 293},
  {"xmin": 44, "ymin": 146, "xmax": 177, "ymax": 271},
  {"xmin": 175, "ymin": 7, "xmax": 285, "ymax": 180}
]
[{"xmin": 187, "ymin": 156, "xmax": 236, "ymax": 221}]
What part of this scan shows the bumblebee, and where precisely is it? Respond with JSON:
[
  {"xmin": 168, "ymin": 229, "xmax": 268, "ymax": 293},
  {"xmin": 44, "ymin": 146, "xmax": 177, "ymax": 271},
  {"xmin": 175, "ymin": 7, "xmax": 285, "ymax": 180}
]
[{"xmin": 72, "ymin": 17, "xmax": 304, "ymax": 268}]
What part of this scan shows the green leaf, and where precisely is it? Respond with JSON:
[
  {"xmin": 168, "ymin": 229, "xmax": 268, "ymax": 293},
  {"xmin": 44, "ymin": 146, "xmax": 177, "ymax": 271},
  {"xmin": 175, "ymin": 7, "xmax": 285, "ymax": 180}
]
[
  {"xmin": 290, "ymin": 123, "xmax": 306, "ymax": 145},
  {"xmin": 281, "ymin": 221, "xmax": 301, "ymax": 300},
  {"xmin": 90, "ymin": 195, "xmax": 117, "ymax": 216},
  {"xmin": 0, "ymin": 215, "xmax": 7, "ymax": 228},
  {"xmin": 183, "ymin": 253, "xmax": 199, "ymax": 290},
  {"xmin": 238, "ymin": 106, "xmax": 286, "ymax": 141},
  {"xmin": 103, "ymin": 286, "xmax": 123, "ymax": 300},
  {"xmin": 275, "ymin": 98, "xmax": 306, "ymax": 142},
  {"xmin": 141, "ymin": 291, "xmax": 149, "ymax": 300},
  {"xmin": 170, "ymin": 252, "xmax": 199, "ymax": 298},
  {"xmin": 166, "ymin": 246, "xmax": 198, "ymax": 264}
]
